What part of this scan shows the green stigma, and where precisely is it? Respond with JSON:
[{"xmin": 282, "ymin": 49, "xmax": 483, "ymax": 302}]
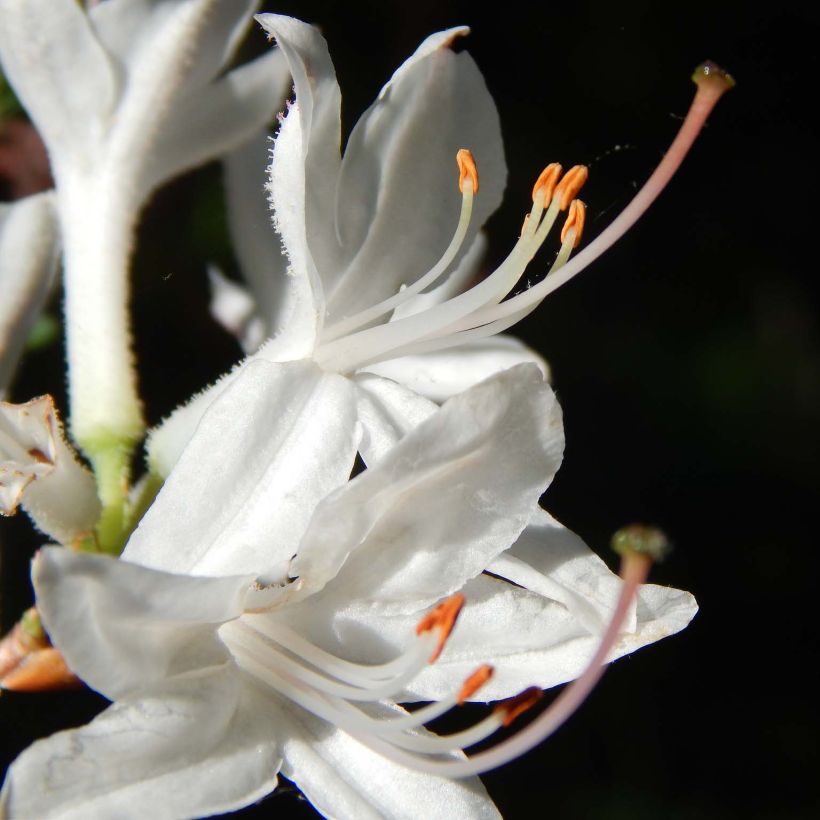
[
  {"xmin": 611, "ymin": 524, "xmax": 671, "ymax": 563},
  {"xmin": 692, "ymin": 60, "xmax": 736, "ymax": 91}
]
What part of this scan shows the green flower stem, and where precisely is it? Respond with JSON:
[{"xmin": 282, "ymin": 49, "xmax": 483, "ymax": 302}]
[{"xmin": 87, "ymin": 436, "xmax": 138, "ymax": 555}]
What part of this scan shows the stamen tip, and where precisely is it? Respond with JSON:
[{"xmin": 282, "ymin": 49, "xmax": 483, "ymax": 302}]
[
  {"xmin": 611, "ymin": 524, "xmax": 671, "ymax": 563},
  {"xmin": 416, "ymin": 593, "xmax": 466, "ymax": 662},
  {"xmin": 532, "ymin": 163, "xmax": 563, "ymax": 203},
  {"xmin": 555, "ymin": 165, "xmax": 589, "ymax": 211},
  {"xmin": 494, "ymin": 686, "xmax": 544, "ymax": 727},
  {"xmin": 457, "ymin": 664, "xmax": 494, "ymax": 704},
  {"xmin": 561, "ymin": 200, "xmax": 587, "ymax": 249},
  {"xmin": 457, "ymin": 149, "xmax": 479, "ymax": 194}
]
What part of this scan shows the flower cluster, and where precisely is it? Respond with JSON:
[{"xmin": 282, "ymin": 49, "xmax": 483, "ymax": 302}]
[{"xmin": 0, "ymin": 3, "xmax": 731, "ymax": 818}]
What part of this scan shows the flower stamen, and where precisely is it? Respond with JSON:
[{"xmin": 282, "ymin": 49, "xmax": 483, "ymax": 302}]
[
  {"xmin": 315, "ymin": 64, "xmax": 731, "ymax": 372},
  {"xmin": 320, "ymin": 151, "xmax": 479, "ymax": 343},
  {"xmin": 554, "ymin": 164, "xmax": 589, "ymax": 210},
  {"xmin": 416, "ymin": 592, "xmax": 465, "ymax": 662},
  {"xmin": 456, "ymin": 148, "xmax": 479, "ymax": 194}
]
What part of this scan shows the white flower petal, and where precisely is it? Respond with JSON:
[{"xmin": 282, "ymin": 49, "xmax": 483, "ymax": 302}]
[
  {"xmin": 275, "ymin": 699, "xmax": 501, "ymax": 820},
  {"xmin": 0, "ymin": 193, "xmax": 60, "ymax": 396},
  {"xmin": 126, "ymin": 360, "xmax": 359, "ymax": 578},
  {"xmin": 0, "ymin": 396, "xmax": 100, "ymax": 543},
  {"xmin": 353, "ymin": 372, "xmax": 437, "ymax": 466},
  {"xmin": 365, "ymin": 334, "xmax": 550, "ymax": 403},
  {"xmin": 222, "ymin": 133, "xmax": 291, "ymax": 346},
  {"xmin": 256, "ymin": 14, "xmax": 343, "ymax": 289},
  {"xmin": 139, "ymin": 49, "xmax": 290, "ymax": 198},
  {"xmin": 325, "ymin": 28, "xmax": 506, "ymax": 321},
  {"xmin": 33, "ymin": 548, "xmax": 252, "ymax": 698},
  {"xmin": 0, "ymin": 0, "xmax": 116, "ymax": 166},
  {"xmin": 293, "ymin": 364, "xmax": 562, "ymax": 610},
  {"xmin": 413, "ymin": 573, "xmax": 699, "ymax": 700},
  {"xmin": 0, "ymin": 666, "xmax": 282, "ymax": 820},
  {"xmin": 488, "ymin": 507, "xmax": 636, "ymax": 635},
  {"xmin": 207, "ymin": 265, "xmax": 266, "ymax": 352}
]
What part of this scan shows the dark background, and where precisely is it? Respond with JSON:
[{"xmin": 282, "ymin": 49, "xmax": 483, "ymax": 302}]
[{"xmin": 2, "ymin": 1, "xmax": 817, "ymax": 817}]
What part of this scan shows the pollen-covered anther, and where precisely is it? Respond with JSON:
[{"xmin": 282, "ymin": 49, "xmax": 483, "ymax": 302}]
[
  {"xmin": 494, "ymin": 686, "xmax": 544, "ymax": 727},
  {"xmin": 416, "ymin": 592, "xmax": 465, "ymax": 662},
  {"xmin": 531, "ymin": 162, "xmax": 562, "ymax": 203},
  {"xmin": 554, "ymin": 165, "xmax": 589, "ymax": 210},
  {"xmin": 561, "ymin": 200, "xmax": 586, "ymax": 249},
  {"xmin": 457, "ymin": 664, "xmax": 494, "ymax": 704},
  {"xmin": 456, "ymin": 149, "xmax": 479, "ymax": 194}
]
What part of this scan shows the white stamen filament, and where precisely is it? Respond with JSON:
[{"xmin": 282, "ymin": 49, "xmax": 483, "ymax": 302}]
[
  {"xmin": 247, "ymin": 619, "xmax": 432, "ymax": 684},
  {"xmin": 226, "ymin": 619, "xmax": 434, "ymax": 702},
  {"xmin": 219, "ymin": 557, "xmax": 649, "ymax": 776},
  {"xmin": 226, "ymin": 617, "xmax": 503, "ymax": 757},
  {"xmin": 321, "ymin": 181, "xmax": 476, "ymax": 343},
  {"xmin": 315, "ymin": 190, "xmax": 561, "ymax": 373},
  {"xmin": 314, "ymin": 73, "xmax": 728, "ymax": 376}
]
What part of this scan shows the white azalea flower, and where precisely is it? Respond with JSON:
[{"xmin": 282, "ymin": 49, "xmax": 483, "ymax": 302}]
[
  {"xmin": 151, "ymin": 15, "xmax": 733, "ymax": 480},
  {"xmin": 0, "ymin": 193, "xmax": 59, "ymax": 397},
  {"xmin": 1, "ymin": 365, "xmax": 696, "ymax": 818},
  {"xmin": 0, "ymin": 0, "xmax": 290, "ymax": 459}
]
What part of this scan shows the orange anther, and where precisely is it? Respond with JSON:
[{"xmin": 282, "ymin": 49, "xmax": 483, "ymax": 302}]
[
  {"xmin": 554, "ymin": 165, "xmax": 589, "ymax": 210},
  {"xmin": 0, "ymin": 648, "xmax": 81, "ymax": 692},
  {"xmin": 457, "ymin": 664, "xmax": 494, "ymax": 704},
  {"xmin": 494, "ymin": 686, "xmax": 544, "ymax": 727},
  {"xmin": 531, "ymin": 163, "xmax": 562, "ymax": 203},
  {"xmin": 560, "ymin": 199, "xmax": 586, "ymax": 249},
  {"xmin": 456, "ymin": 149, "xmax": 479, "ymax": 194},
  {"xmin": 416, "ymin": 593, "xmax": 465, "ymax": 662}
]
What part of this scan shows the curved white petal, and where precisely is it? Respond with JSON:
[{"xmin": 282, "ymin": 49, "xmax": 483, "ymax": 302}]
[
  {"xmin": 33, "ymin": 548, "xmax": 252, "ymax": 698},
  {"xmin": 0, "ymin": 0, "xmax": 116, "ymax": 167},
  {"xmin": 488, "ymin": 507, "xmax": 636, "ymax": 635},
  {"xmin": 0, "ymin": 193, "xmax": 60, "ymax": 396},
  {"xmin": 139, "ymin": 49, "xmax": 290, "ymax": 198},
  {"xmin": 353, "ymin": 372, "xmax": 437, "ymax": 466},
  {"xmin": 207, "ymin": 265, "xmax": 267, "ymax": 353},
  {"xmin": 256, "ymin": 14, "xmax": 343, "ymax": 290},
  {"xmin": 365, "ymin": 334, "xmax": 550, "ymax": 403},
  {"xmin": 292, "ymin": 363, "xmax": 562, "ymax": 610},
  {"xmin": 325, "ymin": 29, "xmax": 506, "ymax": 321},
  {"xmin": 410, "ymin": 575, "xmax": 699, "ymax": 701},
  {"xmin": 0, "ymin": 396, "xmax": 100, "ymax": 543},
  {"xmin": 275, "ymin": 698, "xmax": 501, "ymax": 820},
  {"xmin": 0, "ymin": 666, "xmax": 282, "ymax": 820},
  {"xmin": 127, "ymin": 360, "xmax": 359, "ymax": 578},
  {"xmin": 222, "ymin": 133, "xmax": 292, "ymax": 346}
]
